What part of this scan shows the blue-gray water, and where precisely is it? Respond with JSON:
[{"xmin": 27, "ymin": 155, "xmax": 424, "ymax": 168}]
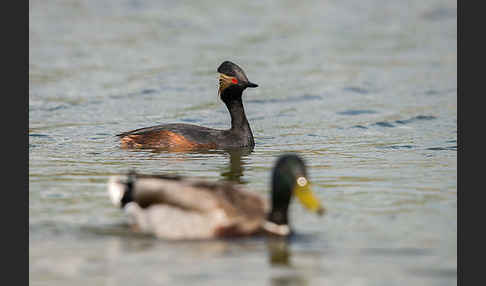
[{"xmin": 29, "ymin": 0, "xmax": 457, "ymax": 285}]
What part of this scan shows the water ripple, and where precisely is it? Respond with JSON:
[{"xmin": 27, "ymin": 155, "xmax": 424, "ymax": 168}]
[
  {"xmin": 337, "ymin": 109, "xmax": 377, "ymax": 116},
  {"xmin": 343, "ymin": 86, "xmax": 369, "ymax": 94},
  {"xmin": 426, "ymin": 146, "xmax": 457, "ymax": 151},
  {"xmin": 395, "ymin": 115, "xmax": 437, "ymax": 125}
]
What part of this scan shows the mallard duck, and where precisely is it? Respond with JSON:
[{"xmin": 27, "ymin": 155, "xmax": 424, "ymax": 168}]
[{"xmin": 108, "ymin": 154, "xmax": 324, "ymax": 239}]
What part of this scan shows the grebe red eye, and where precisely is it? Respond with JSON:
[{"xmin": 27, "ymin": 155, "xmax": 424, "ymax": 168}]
[{"xmin": 231, "ymin": 78, "xmax": 238, "ymax": 84}]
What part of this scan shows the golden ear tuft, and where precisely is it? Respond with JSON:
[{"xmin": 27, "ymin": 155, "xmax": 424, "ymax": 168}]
[{"xmin": 218, "ymin": 73, "xmax": 238, "ymax": 95}]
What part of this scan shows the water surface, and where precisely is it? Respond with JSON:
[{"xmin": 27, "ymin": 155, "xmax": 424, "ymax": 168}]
[{"xmin": 30, "ymin": 0, "xmax": 457, "ymax": 285}]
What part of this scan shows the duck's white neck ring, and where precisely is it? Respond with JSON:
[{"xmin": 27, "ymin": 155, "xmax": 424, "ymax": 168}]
[{"xmin": 262, "ymin": 221, "xmax": 290, "ymax": 236}]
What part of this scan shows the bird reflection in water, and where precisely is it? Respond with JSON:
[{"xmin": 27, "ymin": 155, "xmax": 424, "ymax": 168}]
[
  {"xmin": 219, "ymin": 147, "xmax": 252, "ymax": 184},
  {"xmin": 267, "ymin": 236, "xmax": 292, "ymax": 266},
  {"xmin": 126, "ymin": 146, "xmax": 252, "ymax": 184},
  {"xmin": 267, "ymin": 236, "xmax": 309, "ymax": 286}
]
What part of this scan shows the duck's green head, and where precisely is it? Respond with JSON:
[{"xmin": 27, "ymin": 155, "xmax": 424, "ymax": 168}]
[{"xmin": 266, "ymin": 154, "xmax": 324, "ymax": 234}]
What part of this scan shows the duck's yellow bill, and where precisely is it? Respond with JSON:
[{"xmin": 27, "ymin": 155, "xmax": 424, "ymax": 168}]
[{"xmin": 294, "ymin": 177, "xmax": 325, "ymax": 215}]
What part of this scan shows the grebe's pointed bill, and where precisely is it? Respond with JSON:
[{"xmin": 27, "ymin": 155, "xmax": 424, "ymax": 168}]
[
  {"xmin": 246, "ymin": 81, "xmax": 258, "ymax": 88},
  {"xmin": 293, "ymin": 176, "xmax": 325, "ymax": 215}
]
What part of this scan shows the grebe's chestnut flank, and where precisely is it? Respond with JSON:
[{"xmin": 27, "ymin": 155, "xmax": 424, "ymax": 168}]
[{"xmin": 117, "ymin": 61, "xmax": 258, "ymax": 150}]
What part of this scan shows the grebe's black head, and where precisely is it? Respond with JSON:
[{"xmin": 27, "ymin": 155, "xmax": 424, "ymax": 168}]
[
  {"xmin": 217, "ymin": 61, "xmax": 258, "ymax": 98},
  {"xmin": 265, "ymin": 154, "xmax": 324, "ymax": 234}
]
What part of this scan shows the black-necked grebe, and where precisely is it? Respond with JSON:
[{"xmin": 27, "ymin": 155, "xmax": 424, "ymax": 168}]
[{"xmin": 117, "ymin": 61, "xmax": 258, "ymax": 150}]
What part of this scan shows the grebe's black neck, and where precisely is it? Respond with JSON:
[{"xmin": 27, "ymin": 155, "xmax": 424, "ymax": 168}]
[{"xmin": 221, "ymin": 88, "xmax": 254, "ymax": 146}]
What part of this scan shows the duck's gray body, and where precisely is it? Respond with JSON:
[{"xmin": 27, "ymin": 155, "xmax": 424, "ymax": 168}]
[{"xmin": 108, "ymin": 174, "xmax": 267, "ymax": 240}]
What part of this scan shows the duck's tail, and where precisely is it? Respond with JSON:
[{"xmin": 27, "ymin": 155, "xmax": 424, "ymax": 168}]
[{"xmin": 107, "ymin": 171, "xmax": 136, "ymax": 208}]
